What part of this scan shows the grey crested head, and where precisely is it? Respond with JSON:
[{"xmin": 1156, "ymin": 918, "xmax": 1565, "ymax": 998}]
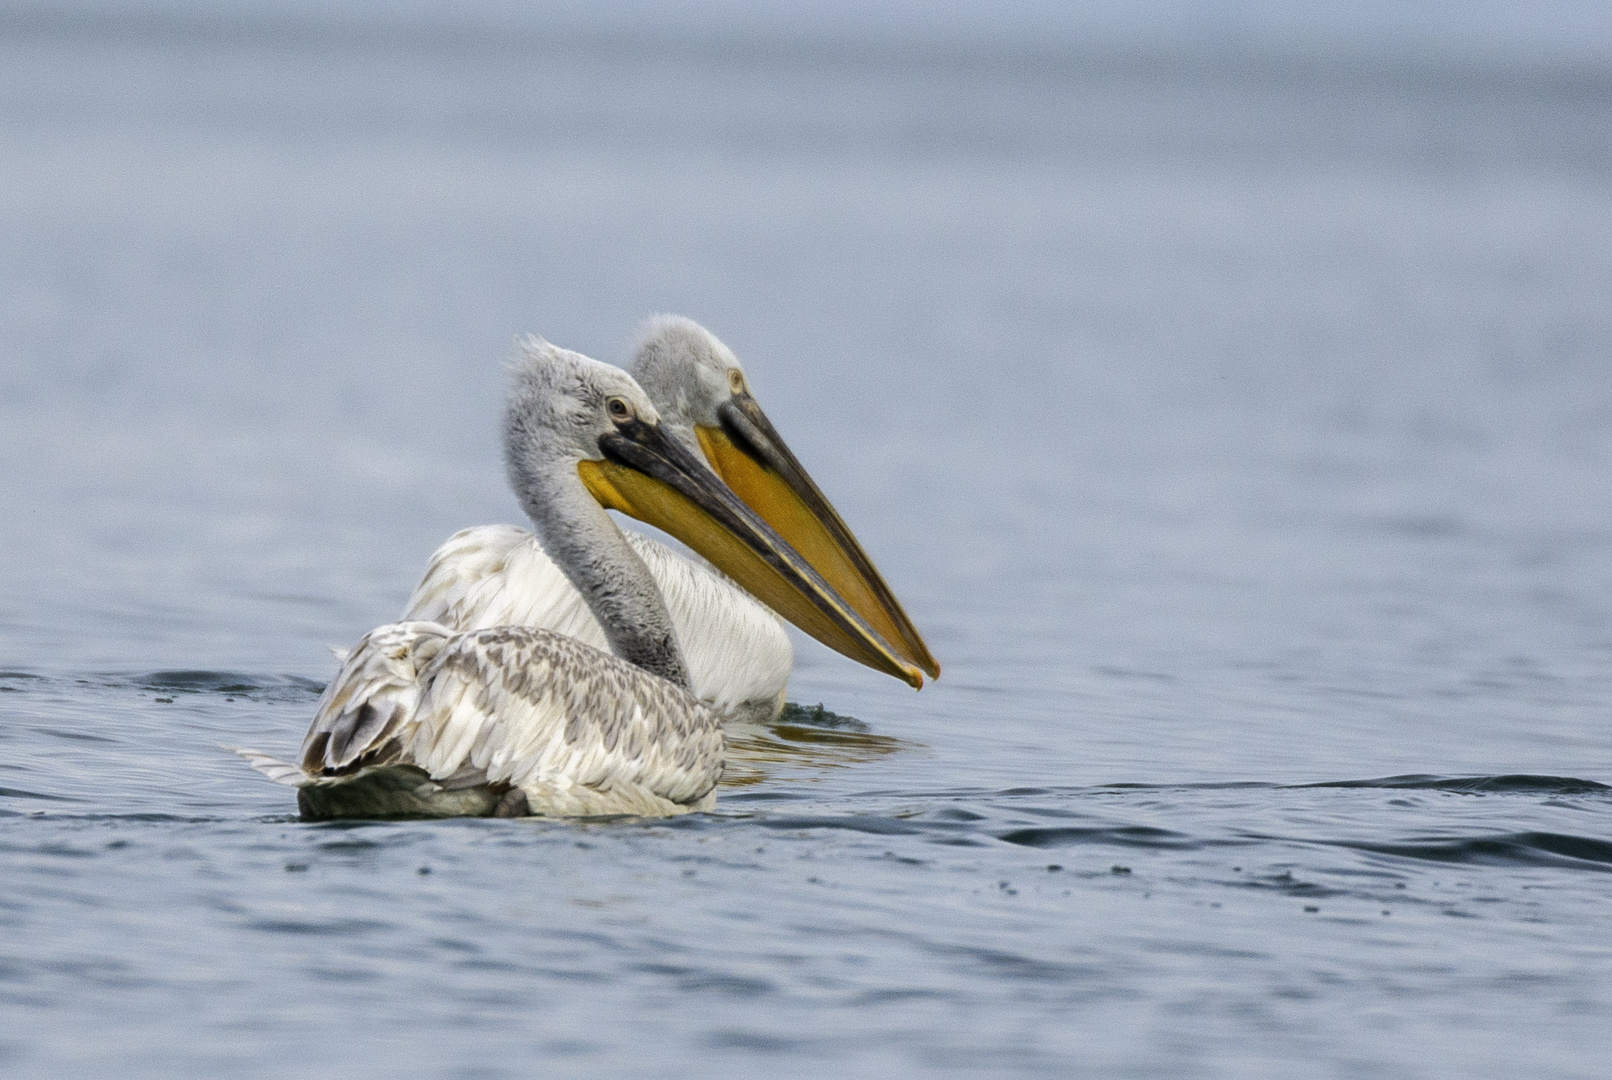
[
  {"xmin": 504, "ymin": 335, "xmax": 663, "ymax": 483},
  {"xmin": 627, "ymin": 315, "xmax": 744, "ymax": 448},
  {"xmin": 501, "ymin": 335, "xmax": 690, "ymax": 689}
]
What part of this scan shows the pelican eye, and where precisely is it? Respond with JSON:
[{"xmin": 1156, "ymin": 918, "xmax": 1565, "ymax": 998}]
[
  {"xmin": 606, "ymin": 397, "xmax": 632, "ymax": 422},
  {"xmin": 728, "ymin": 369, "xmax": 746, "ymax": 394}
]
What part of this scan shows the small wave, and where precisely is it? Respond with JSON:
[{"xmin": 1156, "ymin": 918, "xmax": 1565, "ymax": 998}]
[
  {"xmin": 1299, "ymin": 774, "xmax": 1610, "ymax": 795},
  {"xmin": 0, "ymin": 786, "xmax": 81, "ymax": 803},
  {"xmin": 243, "ymin": 917, "xmax": 394, "ymax": 937},
  {"xmin": 996, "ymin": 824, "xmax": 1202, "ymax": 850},
  {"xmin": 1020, "ymin": 776, "xmax": 1607, "ymax": 798},
  {"xmin": 719, "ymin": 790, "xmax": 814, "ymax": 804},
  {"xmin": 753, "ymin": 814, "xmax": 926, "ymax": 836},
  {"xmin": 5, "ymin": 812, "xmax": 222, "ymax": 824},
  {"xmin": 35, "ymin": 727, "xmax": 118, "ymax": 743},
  {"xmin": 1339, "ymin": 831, "xmax": 1612, "ymax": 870},
  {"xmin": 131, "ymin": 671, "xmax": 326, "ymax": 701},
  {"xmin": 0, "ymin": 669, "xmax": 327, "ymax": 702}
]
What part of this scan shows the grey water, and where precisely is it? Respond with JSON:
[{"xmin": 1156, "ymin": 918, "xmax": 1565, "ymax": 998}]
[{"xmin": 3, "ymin": 4, "xmax": 1612, "ymax": 1077}]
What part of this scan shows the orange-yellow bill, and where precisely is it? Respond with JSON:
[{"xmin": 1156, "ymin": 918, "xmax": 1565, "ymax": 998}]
[
  {"xmin": 578, "ymin": 417, "xmax": 923, "ymax": 689},
  {"xmin": 696, "ymin": 391, "xmax": 939, "ymax": 680}
]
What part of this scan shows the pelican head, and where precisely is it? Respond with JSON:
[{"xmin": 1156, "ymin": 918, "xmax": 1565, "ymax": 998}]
[
  {"xmin": 629, "ymin": 314, "xmax": 742, "ymax": 450},
  {"xmin": 505, "ymin": 337, "xmax": 924, "ymax": 689},
  {"xmin": 627, "ymin": 315, "xmax": 941, "ymax": 680}
]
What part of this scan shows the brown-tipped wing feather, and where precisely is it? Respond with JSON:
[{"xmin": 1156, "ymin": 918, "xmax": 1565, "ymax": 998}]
[{"xmin": 299, "ymin": 621, "xmax": 726, "ymax": 817}]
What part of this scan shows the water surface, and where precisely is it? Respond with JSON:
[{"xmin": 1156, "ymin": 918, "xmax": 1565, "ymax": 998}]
[{"xmin": 2, "ymin": 9, "xmax": 1611, "ymax": 1077}]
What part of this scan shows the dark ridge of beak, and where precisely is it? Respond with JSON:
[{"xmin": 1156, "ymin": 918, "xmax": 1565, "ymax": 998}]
[
  {"xmin": 716, "ymin": 391, "xmax": 941, "ymax": 679},
  {"xmin": 596, "ymin": 417, "xmax": 914, "ymax": 677},
  {"xmin": 598, "ymin": 417, "xmax": 762, "ymax": 554},
  {"xmin": 717, "ymin": 393, "xmax": 786, "ymax": 473}
]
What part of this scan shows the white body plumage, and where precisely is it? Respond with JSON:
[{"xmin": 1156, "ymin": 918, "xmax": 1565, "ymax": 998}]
[{"xmin": 403, "ymin": 524, "xmax": 792, "ymax": 724}]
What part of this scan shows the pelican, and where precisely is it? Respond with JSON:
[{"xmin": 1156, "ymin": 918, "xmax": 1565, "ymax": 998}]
[
  {"xmin": 404, "ymin": 316, "xmax": 938, "ymax": 722},
  {"xmin": 241, "ymin": 341, "xmax": 921, "ymax": 818}
]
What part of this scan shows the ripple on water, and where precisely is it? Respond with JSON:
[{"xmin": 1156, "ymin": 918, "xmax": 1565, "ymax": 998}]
[
  {"xmin": 1338, "ymin": 831, "xmax": 1612, "ymax": 870},
  {"xmin": 1300, "ymin": 774, "xmax": 1612, "ymax": 795},
  {"xmin": 0, "ymin": 670, "xmax": 327, "ymax": 708}
]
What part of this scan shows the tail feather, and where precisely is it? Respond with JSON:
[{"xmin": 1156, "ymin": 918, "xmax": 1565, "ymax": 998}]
[{"xmin": 230, "ymin": 746, "xmax": 307, "ymax": 787}]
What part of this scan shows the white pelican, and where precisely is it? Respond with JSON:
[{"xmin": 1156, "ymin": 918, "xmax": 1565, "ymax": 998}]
[
  {"xmin": 404, "ymin": 316, "xmax": 938, "ymax": 722},
  {"xmin": 241, "ymin": 341, "xmax": 920, "ymax": 819}
]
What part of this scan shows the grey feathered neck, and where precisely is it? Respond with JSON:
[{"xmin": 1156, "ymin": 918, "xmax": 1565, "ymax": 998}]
[{"xmin": 501, "ymin": 338, "xmax": 692, "ymax": 691}]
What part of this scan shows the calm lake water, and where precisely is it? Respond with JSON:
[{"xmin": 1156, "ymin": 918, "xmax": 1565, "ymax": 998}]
[{"xmin": 3, "ymin": 7, "xmax": 1611, "ymax": 1077}]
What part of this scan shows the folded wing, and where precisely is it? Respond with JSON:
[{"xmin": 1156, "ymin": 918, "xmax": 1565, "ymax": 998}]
[{"xmin": 299, "ymin": 621, "xmax": 726, "ymax": 816}]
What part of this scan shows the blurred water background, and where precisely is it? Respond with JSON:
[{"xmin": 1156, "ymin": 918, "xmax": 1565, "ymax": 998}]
[{"xmin": 2, "ymin": 1, "xmax": 1611, "ymax": 1076}]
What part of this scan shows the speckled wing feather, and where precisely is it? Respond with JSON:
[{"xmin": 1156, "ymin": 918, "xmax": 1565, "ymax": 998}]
[
  {"xmin": 300, "ymin": 621, "xmax": 725, "ymax": 816},
  {"xmin": 403, "ymin": 525, "xmax": 791, "ymax": 722}
]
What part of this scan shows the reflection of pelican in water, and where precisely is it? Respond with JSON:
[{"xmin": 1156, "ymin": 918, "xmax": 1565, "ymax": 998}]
[
  {"xmin": 720, "ymin": 703, "xmax": 913, "ymax": 789},
  {"xmin": 241, "ymin": 342, "xmax": 918, "ymax": 818},
  {"xmin": 404, "ymin": 317, "xmax": 938, "ymax": 723}
]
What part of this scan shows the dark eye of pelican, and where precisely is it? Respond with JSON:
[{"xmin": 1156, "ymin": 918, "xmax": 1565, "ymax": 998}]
[
  {"xmin": 728, "ymin": 370, "xmax": 745, "ymax": 394},
  {"xmin": 607, "ymin": 397, "xmax": 632, "ymax": 422}
]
